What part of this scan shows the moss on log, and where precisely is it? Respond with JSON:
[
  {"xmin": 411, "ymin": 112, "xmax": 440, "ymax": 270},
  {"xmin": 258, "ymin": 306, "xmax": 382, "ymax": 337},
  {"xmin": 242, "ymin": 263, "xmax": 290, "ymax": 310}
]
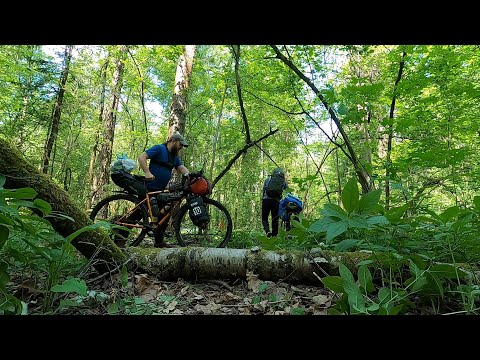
[{"xmin": 0, "ymin": 138, "xmax": 125, "ymax": 273}]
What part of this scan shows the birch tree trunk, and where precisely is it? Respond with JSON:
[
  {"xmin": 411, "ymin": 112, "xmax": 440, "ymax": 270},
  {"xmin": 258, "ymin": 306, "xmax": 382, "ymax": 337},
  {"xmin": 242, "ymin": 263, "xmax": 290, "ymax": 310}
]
[
  {"xmin": 41, "ymin": 45, "xmax": 73, "ymax": 175},
  {"xmin": 127, "ymin": 246, "xmax": 370, "ymax": 285},
  {"xmin": 168, "ymin": 45, "xmax": 197, "ymax": 137}
]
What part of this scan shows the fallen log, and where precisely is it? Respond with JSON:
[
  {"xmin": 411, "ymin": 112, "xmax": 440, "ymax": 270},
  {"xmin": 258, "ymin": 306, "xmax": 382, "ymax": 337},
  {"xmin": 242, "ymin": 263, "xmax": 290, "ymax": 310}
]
[
  {"xmin": 0, "ymin": 138, "xmax": 125, "ymax": 274},
  {"xmin": 126, "ymin": 246, "xmax": 371, "ymax": 285}
]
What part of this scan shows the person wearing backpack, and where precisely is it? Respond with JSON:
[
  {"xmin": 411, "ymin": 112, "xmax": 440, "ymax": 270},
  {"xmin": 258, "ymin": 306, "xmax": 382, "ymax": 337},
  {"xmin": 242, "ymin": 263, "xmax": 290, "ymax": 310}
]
[
  {"xmin": 279, "ymin": 193, "xmax": 303, "ymax": 231},
  {"xmin": 261, "ymin": 167, "xmax": 288, "ymax": 237},
  {"xmin": 138, "ymin": 132, "xmax": 191, "ymax": 248}
]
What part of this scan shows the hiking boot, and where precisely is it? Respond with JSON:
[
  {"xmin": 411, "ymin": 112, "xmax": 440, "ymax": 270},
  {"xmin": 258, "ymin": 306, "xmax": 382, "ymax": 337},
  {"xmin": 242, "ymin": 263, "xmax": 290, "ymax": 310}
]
[
  {"xmin": 266, "ymin": 232, "xmax": 273, "ymax": 238},
  {"xmin": 154, "ymin": 241, "xmax": 176, "ymax": 248}
]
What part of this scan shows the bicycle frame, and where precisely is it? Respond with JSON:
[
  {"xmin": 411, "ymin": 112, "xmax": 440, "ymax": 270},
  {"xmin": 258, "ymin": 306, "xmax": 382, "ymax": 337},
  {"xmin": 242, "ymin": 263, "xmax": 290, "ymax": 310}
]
[{"xmin": 114, "ymin": 189, "xmax": 185, "ymax": 230}]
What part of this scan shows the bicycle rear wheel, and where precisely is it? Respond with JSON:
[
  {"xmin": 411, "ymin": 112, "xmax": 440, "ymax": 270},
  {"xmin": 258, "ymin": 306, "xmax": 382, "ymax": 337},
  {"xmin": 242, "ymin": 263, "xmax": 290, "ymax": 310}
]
[
  {"xmin": 89, "ymin": 193, "xmax": 149, "ymax": 247},
  {"xmin": 174, "ymin": 197, "xmax": 232, "ymax": 248}
]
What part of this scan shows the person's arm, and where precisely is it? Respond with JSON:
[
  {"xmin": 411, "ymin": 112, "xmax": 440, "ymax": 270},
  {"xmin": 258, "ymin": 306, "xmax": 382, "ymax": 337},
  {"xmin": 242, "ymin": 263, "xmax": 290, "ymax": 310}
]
[
  {"xmin": 138, "ymin": 152, "xmax": 155, "ymax": 180},
  {"xmin": 177, "ymin": 164, "xmax": 190, "ymax": 176}
]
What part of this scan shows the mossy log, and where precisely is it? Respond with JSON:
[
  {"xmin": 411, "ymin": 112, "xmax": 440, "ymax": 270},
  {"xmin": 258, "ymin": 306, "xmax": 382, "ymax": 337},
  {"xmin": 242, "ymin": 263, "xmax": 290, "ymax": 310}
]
[
  {"xmin": 126, "ymin": 246, "xmax": 371, "ymax": 285},
  {"xmin": 0, "ymin": 138, "xmax": 125, "ymax": 273}
]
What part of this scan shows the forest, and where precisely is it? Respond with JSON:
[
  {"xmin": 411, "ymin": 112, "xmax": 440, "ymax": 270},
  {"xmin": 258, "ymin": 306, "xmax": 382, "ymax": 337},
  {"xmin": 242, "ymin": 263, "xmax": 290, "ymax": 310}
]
[{"xmin": 1, "ymin": 44, "xmax": 480, "ymax": 315}]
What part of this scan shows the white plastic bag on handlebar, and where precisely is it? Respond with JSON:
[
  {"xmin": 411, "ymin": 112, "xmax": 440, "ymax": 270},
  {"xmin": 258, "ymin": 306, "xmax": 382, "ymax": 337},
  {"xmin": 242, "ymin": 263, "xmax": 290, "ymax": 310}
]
[{"xmin": 110, "ymin": 153, "xmax": 137, "ymax": 173}]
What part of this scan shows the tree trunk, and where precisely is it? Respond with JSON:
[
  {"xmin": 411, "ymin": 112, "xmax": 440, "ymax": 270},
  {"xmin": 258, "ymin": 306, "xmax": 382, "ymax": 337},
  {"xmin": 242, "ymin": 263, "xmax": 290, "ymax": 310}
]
[
  {"xmin": 168, "ymin": 45, "xmax": 197, "ymax": 137},
  {"xmin": 92, "ymin": 45, "xmax": 127, "ymax": 206},
  {"xmin": 41, "ymin": 45, "xmax": 73, "ymax": 175},
  {"xmin": 385, "ymin": 51, "xmax": 407, "ymax": 210},
  {"xmin": 208, "ymin": 70, "xmax": 229, "ymax": 180},
  {"xmin": 86, "ymin": 56, "xmax": 110, "ymax": 210},
  {"xmin": 0, "ymin": 138, "xmax": 126, "ymax": 274},
  {"xmin": 126, "ymin": 246, "xmax": 371, "ymax": 285}
]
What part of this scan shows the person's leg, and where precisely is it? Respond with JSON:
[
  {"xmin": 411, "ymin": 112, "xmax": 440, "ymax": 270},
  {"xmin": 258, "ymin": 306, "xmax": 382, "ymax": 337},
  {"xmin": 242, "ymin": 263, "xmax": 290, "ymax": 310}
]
[
  {"xmin": 153, "ymin": 218, "xmax": 175, "ymax": 248},
  {"xmin": 271, "ymin": 200, "xmax": 280, "ymax": 236},
  {"xmin": 261, "ymin": 199, "xmax": 271, "ymax": 236},
  {"xmin": 285, "ymin": 216, "xmax": 292, "ymax": 231}
]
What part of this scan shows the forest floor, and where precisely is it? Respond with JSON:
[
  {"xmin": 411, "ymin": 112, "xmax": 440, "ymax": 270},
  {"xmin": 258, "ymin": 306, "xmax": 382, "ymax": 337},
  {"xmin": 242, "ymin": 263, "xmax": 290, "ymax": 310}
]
[
  {"xmin": 14, "ymin": 269, "xmax": 451, "ymax": 315},
  {"xmin": 20, "ymin": 270, "xmax": 337, "ymax": 315}
]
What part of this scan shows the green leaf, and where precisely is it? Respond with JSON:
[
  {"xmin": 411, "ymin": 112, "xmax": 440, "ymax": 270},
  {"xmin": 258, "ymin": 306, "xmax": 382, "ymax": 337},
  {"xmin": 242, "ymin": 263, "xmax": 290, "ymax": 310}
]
[
  {"xmin": 426, "ymin": 272, "xmax": 444, "ymax": 297},
  {"xmin": 0, "ymin": 176, "xmax": 5, "ymax": 188},
  {"xmin": 108, "ymin": 302, "xmax": 119, "ymax": 314},
  {"xmin": 291, "ymin": 307, "xmax": 305, "ymax": 315},
  {"xmin": 59, "ymin": 299, "xmax": 84, "ymax": 309},
  {"xmin": 358, "ymin": 265, "xmax": 374, "ymax": 294},
  {"xmin": 334, "ymin": 239, "xmax": 360, "ymax": 252},
  {"xmin": 320, "ymin": 276, "xmax": 344, "ymax": 293},
  {"xmin": 51, "ymin": 278, "xmax": 88, "ymax": 296},
  {"xmin": 33, "ymin": 198, "xmax": 52, "ymax": 215},
  {"xmin": 320, "ymin": 203, "xmax": 348, "ymax": 220},
  {"xmin": 339, "ymin": 263, "xmax": 365, "ymax": 312},
  {"xmin": 121, "ymin": 265, "xmax": 128, "ymax": 287},
  {"xmin": 8, "ymin": 199, "xmax": 36, "ymax": 208},
  {"xmin": 429, "ymin": 263, "xmax": 468, "ymax": 279},
  {"xmin": 341, "ymin": 178, "xmax": 359, "ymax": 213},
  {"xmin": 308, "ymin": 216, "xmax": 337, "ymax": 233},
  {"xmin": 385, "ymin": 204, "xmax": 409, "ymax": 223},
  {"xmin": 338, "ymin": 103, "xmax": 348, "ymax": 115},
  {"xmin": 474, "ymin": 196, "xmax": 480, "ymax": 211},
  {"xmin": 3, "ymin": 188, "xmax": 37, "ymax": 199},
  {"xmin": 357, "ymin": 259, "xmax": 374, "ymax": 266},
  {"xmin": 411, "ymin": 274, "xmax": 428, "ymax": 293},
  {"xmin": 0, "ymin": 261, "xmax": 10, "ymax": 289},
  {"xmin": 0, "ymin": 213, "xmax": 14, "ymax": 225},
  {"xmin": 358, "ymin": 189, "xmax": 381, "ymax": 213},
  {"xmin": 258, "ymin": 283, "xmax": 268, "ymax": 293},
  {"xmin": 438, "ymin": 206, "xmax": 460, "ymax": 223},
  {"xmin": 65, "ymin": 222, "xmax": 112, "ymax": 244},
  {"xmin": 0, "ymin": 224, "xmax": 9, "ymax": 249},
  {"xmin": 378, "ymin": 287, "xmax": 392, "ymax": 305},
  {"xmin": 366, "ymin": 215, "xmax": 390, "ymax": 226},
  {"xmin": 347, "ymin": 216, "xmax": 368, "ymax": 229},
  {"xmin": 19, "ymin": 215, "xmax": 53, "ymax": 226},
  {"xmin": 326, "ymin": 220, "xmax": 349, "ymax": 242}
]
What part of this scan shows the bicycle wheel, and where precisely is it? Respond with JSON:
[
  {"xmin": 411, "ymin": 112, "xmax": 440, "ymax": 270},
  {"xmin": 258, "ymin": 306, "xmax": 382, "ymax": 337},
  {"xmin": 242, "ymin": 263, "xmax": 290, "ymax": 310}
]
[
  {"xmin": 90, "ymin": 193, "xmax": 149, "ymax": 247},
  {"xmin": 174, "ymin": 197, "xmax": 232, "ymax": 248}
]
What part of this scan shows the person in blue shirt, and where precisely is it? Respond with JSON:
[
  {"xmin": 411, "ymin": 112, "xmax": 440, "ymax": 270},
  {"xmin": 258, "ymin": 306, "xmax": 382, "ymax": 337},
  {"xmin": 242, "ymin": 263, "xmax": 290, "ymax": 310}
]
[{"xmin": 138, "ymin": 132, "xmax": 190, "ymax": 248}]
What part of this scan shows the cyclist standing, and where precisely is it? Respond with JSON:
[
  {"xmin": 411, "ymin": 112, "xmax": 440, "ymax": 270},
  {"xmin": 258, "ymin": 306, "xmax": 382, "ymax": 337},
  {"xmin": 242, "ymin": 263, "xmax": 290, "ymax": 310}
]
[{"xmin": 138, "ymin": 132, "xmax": 191, "ymax": 248}]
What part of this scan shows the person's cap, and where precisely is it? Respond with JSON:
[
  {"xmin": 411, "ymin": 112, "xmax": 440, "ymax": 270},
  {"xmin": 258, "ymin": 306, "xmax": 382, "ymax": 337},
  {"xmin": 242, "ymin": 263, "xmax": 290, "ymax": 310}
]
[
  {"xmin": 272, "ymin": 167, "xmax": 284, "ymax": 175},
  {"xmin": 170, "ymin": 132, "xmax": 189, "ymax": 147}
]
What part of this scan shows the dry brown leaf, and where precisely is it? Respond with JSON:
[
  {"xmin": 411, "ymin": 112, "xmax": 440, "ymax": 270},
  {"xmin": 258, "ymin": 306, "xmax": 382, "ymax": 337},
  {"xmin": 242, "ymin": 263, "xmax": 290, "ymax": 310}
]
[
  {"xmin": 180, "ymin": 286, "xmax": 189, "ymax": 295},
  {"xmin": 192, "ymin": 292, "xmax": 204, "ymax": 300},
  {"xmin": 139, "ymin": 288, "xmax": 158, "ymax": 302},
  {"xmin": 134, "ymin": 274, "xmax": 151, "ymax": 294},
  {"xmin": 312, "ymin": 294, "xmax": 330, "ymax": 306},
  {"xmin": 246, "ymin": 271, "xmax": 262, "ymax": 293},
  {"xmin": 166, "ymin": 300, "xmax": 178, "ymax": 312}
]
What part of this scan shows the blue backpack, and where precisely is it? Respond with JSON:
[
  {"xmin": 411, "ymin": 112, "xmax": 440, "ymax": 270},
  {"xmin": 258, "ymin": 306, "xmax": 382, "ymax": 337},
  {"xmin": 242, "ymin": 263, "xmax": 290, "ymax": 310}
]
[{"xmin": 279, "ymin": 193, "xmax": 303, "ymax": 221}]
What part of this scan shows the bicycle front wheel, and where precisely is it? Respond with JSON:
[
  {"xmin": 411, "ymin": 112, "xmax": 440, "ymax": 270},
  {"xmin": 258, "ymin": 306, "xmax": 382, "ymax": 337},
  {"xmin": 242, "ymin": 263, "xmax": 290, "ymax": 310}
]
[
  {"xmin": 174, "ymin": 197, "xmax": 232, "ymax": 248},
  {"xmin": 89, "ymin": 193, "xmax": 149, "ymax": 247}
]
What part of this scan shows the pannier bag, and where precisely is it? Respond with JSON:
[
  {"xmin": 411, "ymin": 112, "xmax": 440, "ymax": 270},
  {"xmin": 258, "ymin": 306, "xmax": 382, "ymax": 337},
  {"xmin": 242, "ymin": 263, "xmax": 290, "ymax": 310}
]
[
  {"xmin": 186, "ymin": 195, "xmax": 210, "ymax": 228},
  {"xmin": 111, "ymin": 170, "xmax": 147, "ymax": 198}
]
